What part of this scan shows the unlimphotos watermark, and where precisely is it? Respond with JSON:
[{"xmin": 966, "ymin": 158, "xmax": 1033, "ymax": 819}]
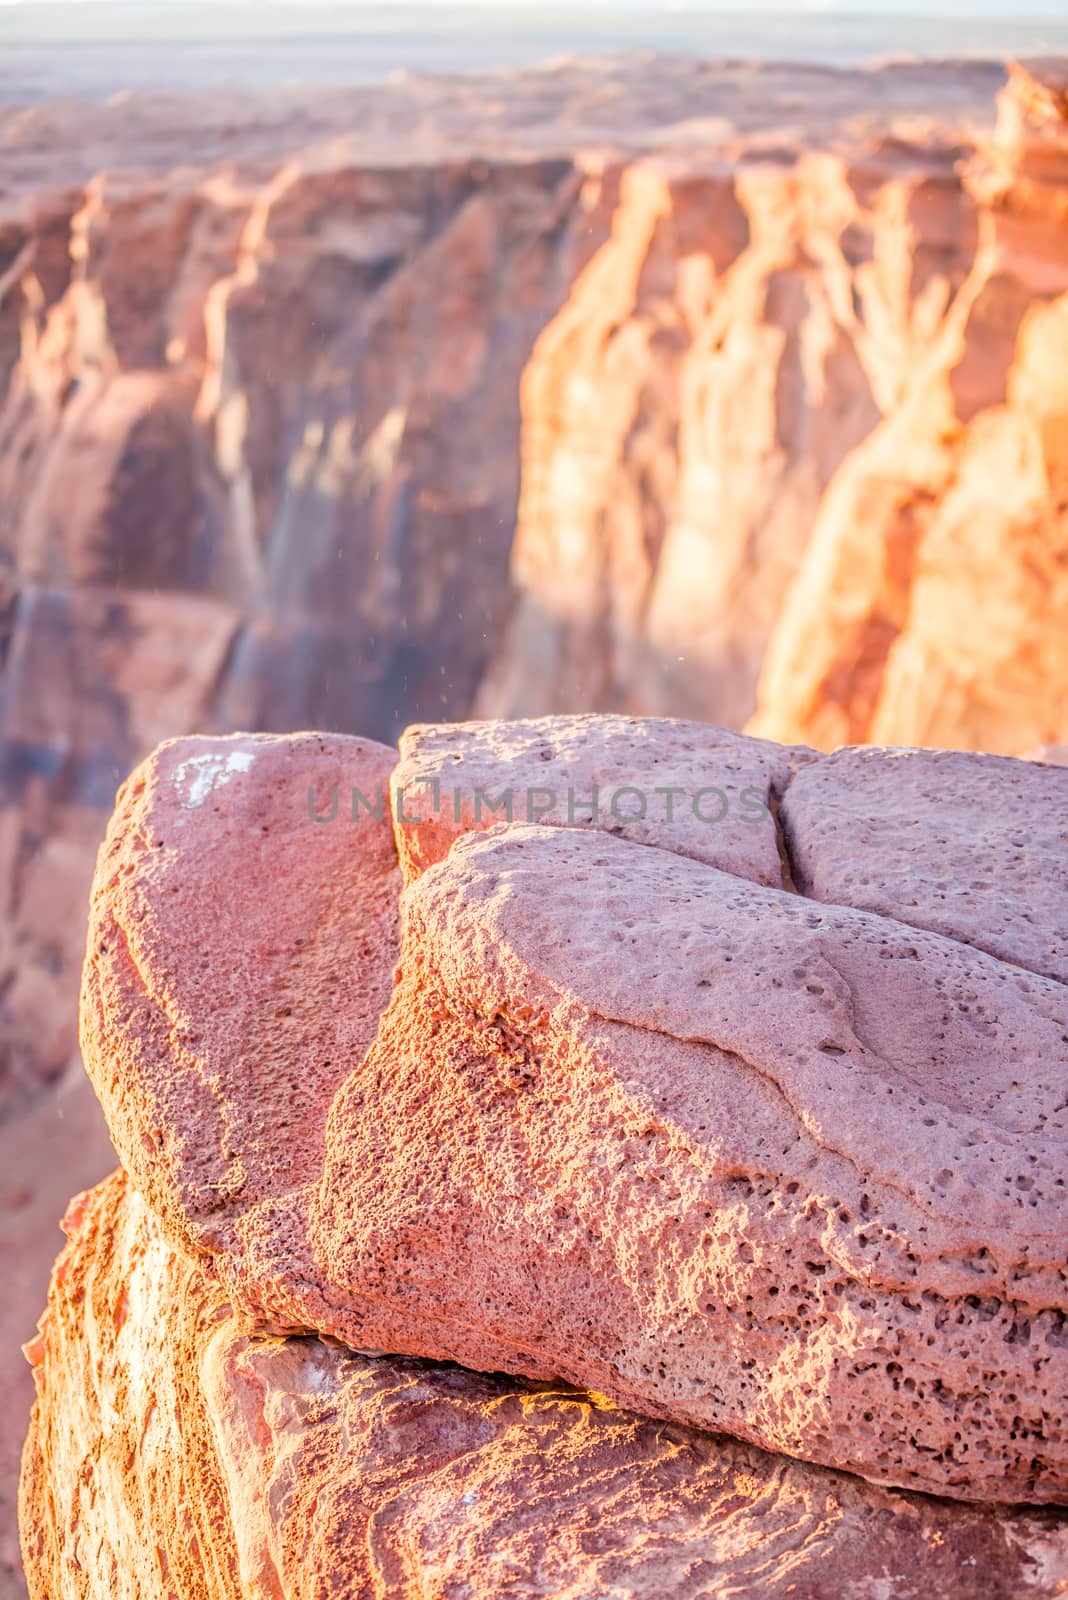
[{"xmin": 306, "ymin": 777, "xmax": 771, "ymax": 827}]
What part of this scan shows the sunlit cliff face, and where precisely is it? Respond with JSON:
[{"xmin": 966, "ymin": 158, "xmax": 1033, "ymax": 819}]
[
  {"xmin": 480, "ymin": 61, "xmax": 1068, "ymax": 755},
  {"xmin": 6, "ymin": 59, "xmax": 1068, "ymax": 1600},
  {"xmin": 2, "ymin": 61, "xmax": 1065, "ymax": 785},
  {"xmin": 1, "ymin": 72, "xmax": 1068, "ymax": 1578},
  {"xmin": 22, "ymin": 1177, "xmax": 1068, "ymax": 1600}
]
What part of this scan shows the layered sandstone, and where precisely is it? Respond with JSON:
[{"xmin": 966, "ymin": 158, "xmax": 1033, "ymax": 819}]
[
  {"xmin": 76, "ymin": 719, "xmax": 1068, "ymax": 1506},
  {"xmin": 0, "ymin": 1073, "xmax": 113, "ymax": 1593},
  {"xmin": 747, "ymin": 58, "xmax": 1068, "ymax": 751},
  {"xmin": 22, "ymin": 1166, "xmax": 1068, "ymax": 1599},
  {"xmin": 0, "ymin": 150, "xmax": 583, "ymax": 1116}
]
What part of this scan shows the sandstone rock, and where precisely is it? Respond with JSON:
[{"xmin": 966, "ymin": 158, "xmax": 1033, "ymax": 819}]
[
  {"xmin": 748, "ymin": 59, "xmax": 1068, "ymax": 756},
  {"xmin": 80, "ymin": 720, "xmax": 1068, "ymax": 1503},
  {"xmin": 0, "ymin": 136, "xmax": 589, "ymax": 1121},
  {"xmin": 6, "ymin": 53, "xmax": 1068, "ymax": 1587},
  {"xmin": 391, "ymin": 713, "xmax": 809, "ymax": 886},
  {"xmin": 778, "ymin": 745, "xmax": 1068, "ymax": 982},
  {"xmin": 0, "ymin": 1072, "xmax": 114, "ymax": 1596},
  {"xmin": 80, "ymin": 731, "xmax": 400, "ymax": 1270},
  {"xmin": 20, "ymin": 1173, "xmax": 242, "ymax": 1600},
  {"xmin": 315, "ymin": 820, "xmax": 1068, "ymax": 1502},
  {"xmin": 476, "ymin": 148, "xmax": 888, "ymax": 731},
  {"xmin": 4, "ymin": 58, "xmax": 1067, "ymax": 1119},
  {"xmin": 4, "ymin": 55, "xmax": 1068, "ymax": 1588},
  {"xmin": 21, "ymin": 1170, "xmax": 1068, "ymax": 1600}
]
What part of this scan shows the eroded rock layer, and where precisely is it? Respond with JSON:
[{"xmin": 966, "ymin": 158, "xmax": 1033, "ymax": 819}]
[
  {"xmin": 482, "ymin": 60, "xmax": 1068, "ymax": 757},
  {"xmin": 21, "ymin": 1171, "xmax": 1068, "ymax": 1600},
  {"xmin": 78, "ymin": 718, "xmax": 1068, "ymax": 1503}
]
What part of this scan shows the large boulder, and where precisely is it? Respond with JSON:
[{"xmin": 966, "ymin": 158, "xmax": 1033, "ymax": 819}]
[
  {"xmin": 79, "ymin": 729, "xmax": 400, "ymax": 1277},
  {"xmin": 75, "ymin": 717, "xmax": 1068, "ymax": 1505},
  {"xmin": 20, "ymin": 1170, "xmax": 1068, "ymax": 1600}
]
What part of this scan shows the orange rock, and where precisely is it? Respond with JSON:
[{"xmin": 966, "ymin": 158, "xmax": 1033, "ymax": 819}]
[
  {"xmin": 748, "ymin": 60, "xmax": 1068, "ymax": 755},
  {"xmin": 20, "ymin": 1170, "xmax": 1068, "ymax": 1600}
]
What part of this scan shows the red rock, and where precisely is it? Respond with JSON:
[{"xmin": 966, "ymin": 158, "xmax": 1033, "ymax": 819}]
[
  {"xmin": 4, "ymin": 54, "xmax": 1068, "ymax": 1590},
  {"xmin": 748, "ymin": 61, "xmax": 1068, "ymax": 756},
  {"xmin": 80, "ymin": 731, "xmax": 400, "ymax": 1270},
  {"xmin": 0, "ymin": 138, "xmax": 586, "ymax": 1123},
  {"xmin": 0, "ymin": 1073, "xmax": 114, "ymax": 1598},
  {"xmin": 778, "ymin": 745, "xmax": 1068, "ymax": 982},
  {"xmin": 20, "ymin": 1171, "xmax": 1068, "ymax": 1600},
  {"xmin": 79, "ymin": 720, "xmax": 1068, "ymax": 1503},
  {"xmin": 315, "ymin": 819, "xmax": 1068, "ymax": 1503}
]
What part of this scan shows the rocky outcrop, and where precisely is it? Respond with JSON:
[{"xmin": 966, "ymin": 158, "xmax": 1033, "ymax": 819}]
[
  {"xmin": 74, "ymin": 718, "xmax": 1068, "ymax": 1506},
  {"xmin": 24, "ymin": 1168, "xmax": 1068, "ymax": 1600},
  {"xmin": 4, "ymin": 59, "xmax": 1068, "ymax": 1593},
  {"xmin": 3, "ymin": 58, "xmax": 1067, "ymax": 1122}
]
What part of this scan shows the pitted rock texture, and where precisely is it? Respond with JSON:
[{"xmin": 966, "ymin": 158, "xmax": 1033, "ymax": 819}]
[
  {"xmin": 79, "ymin": 718, "xmax": 1068, "ymax": 1503},
  {"xmin": 316, "ymin": 822, "xmax": 1068, "ymax": 1501},
  {"xmin": 80, "ymin": 731, "xmax": 400, "ymax": 1270},
  {"xmin": 20, "ymin": 1171, "xmax": 1068, "ymax": 1600},
  {"xmin": 5, "ymin": 51, "xmax": 1068, "ymax": 1600},
  {"xmin": 392, "ymin": 713, "xmax": 810, "ymax": 886},
  {"xmin": 778, "ymin": 746, "xmax": 1068, "ymax": 983}
]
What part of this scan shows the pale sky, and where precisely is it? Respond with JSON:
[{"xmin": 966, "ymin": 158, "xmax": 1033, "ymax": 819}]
[
  {"xmin": 4, "ymin": 0, "xmax": 1065, "ymax": 21},
  {"xmin": 1, "ymin": 0, "xmax": 1059, "ymax": 10}
]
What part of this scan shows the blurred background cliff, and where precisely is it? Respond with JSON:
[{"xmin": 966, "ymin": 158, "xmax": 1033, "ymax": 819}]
[{"xmin": 0, "ymin": 4, "xmax": 1066, "ymax": 1592}]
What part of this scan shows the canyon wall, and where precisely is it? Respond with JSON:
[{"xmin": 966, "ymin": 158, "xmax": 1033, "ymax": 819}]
[
  {"xmin": 481, "ymin": 59, "xmax": 1068, "ymax": 747},
  {"xmin": 1, "ymin": 59, "xmax": 1067, "ymax": 1595},
  {"xmin": 0, "ymin": 145, "xmax": 590, "ymax": 1115}
]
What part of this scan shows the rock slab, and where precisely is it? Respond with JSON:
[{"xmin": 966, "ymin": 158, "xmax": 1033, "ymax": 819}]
[
  {"xmin": 20, "ymin": 1170, "xmax": 1068, "ymax": 1600},
  {"xmin": 77, "ymin": 718, "xmax": 1068, "ymax": 1504}
]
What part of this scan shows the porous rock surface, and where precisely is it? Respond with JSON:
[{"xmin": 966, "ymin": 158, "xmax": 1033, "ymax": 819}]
[
  {"xmin": 77, "ymin": 717, "xmax": 1068, "ymax": 1505},
  {"xmin": 80, "ymin": 730, "xmax": 400, "ymax": 1271},
  {"xmin": 777, "ymin": 745, "xmax": 1068, "ymax": 982},
  {"xmin": 391, "ymin": 713, "xmax": 808, "ymax": 885},
  {"xmin": 21, "ymin": 1170, "xmax": 1068, "ymax": 1600}
]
